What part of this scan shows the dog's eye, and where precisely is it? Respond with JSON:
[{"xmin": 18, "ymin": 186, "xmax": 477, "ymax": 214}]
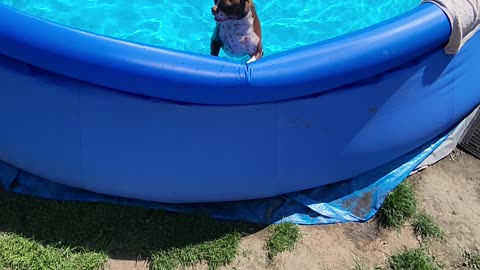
[{"xmin": 217, "ymin": 3, "xmax": 229, "ymax": 13}]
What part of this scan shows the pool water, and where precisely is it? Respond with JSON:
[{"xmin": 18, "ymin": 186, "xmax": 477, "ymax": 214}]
[{"xmin": 1, "ymin": 0, "xmax": 420, "ymax": 59}]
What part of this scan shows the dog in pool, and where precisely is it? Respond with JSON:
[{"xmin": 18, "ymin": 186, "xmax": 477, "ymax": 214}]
[{"xmin": 210, "ymin": 0, "xmax": 263, "ymax": 63}]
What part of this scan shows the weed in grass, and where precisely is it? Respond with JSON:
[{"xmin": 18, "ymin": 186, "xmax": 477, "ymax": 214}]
[
  {"xmin": 352, "ymin": 260, "xmax": 370, "ymax": 270},
  {"xmin": 265, "ymin": 222, "xmax": 301, "ymax": 261},
  {"xmin": 0, "ymin": 193, "xmax": 257, "ymax": 270},
  {"xmin": 241, "ymin": 248, "xmax": 252, "ymax": 258},
  {"xmin": 352, "ymin": 259, "xmax": 383, "ymax": 270},
  {"xmin": 378, "ymin": 182, "xmax": 417, "ymax": 229},
  {"xmin": 412, "ymin": 213, "xmax": 445, "ymax": 241},
  {"xmin": 462, "ymin": 249, "xmax": 480, "ymax": 269},
  {"xmin": 0, "ymin": 233, "xmax": 107, "ymax": 270},
  {"xmin": 389, "ymin": 247, "xmax": 441, "ymax": 270}
]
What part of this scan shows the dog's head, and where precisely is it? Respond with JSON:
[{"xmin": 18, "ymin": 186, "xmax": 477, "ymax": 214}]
[{"xmin": 211, "ymin": 0, "xmax": 250, "ymax": 22}]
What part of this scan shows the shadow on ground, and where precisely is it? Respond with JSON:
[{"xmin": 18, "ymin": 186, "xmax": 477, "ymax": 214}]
[{"xmin": 0, "ymin": 186, "xmax": 265, "ymax": 261}]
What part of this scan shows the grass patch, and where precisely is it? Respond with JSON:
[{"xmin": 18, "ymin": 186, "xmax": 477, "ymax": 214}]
[
  {"xmin": 462, "ymin": 249, "xmax": 480, "ymax": 269},
  {"xmin": 265, "ymin": 222, "xmax": 300, "ymax": 261},
  {"xmin": 0, "ymin": 233, "xmax": 107, "ymax": 270},
  {"xmin": 150, "ymin": 232, "xmax": 241, "ymax": 270},
  {"xmin": 378, "ymin": 182, "xmax": 417, "ymax": 229},
  {"xmin": 412, "ymin": 213, "xmax": 445, "ymax": 241},
  {"xmin": 388, "ymin": 247, "xmax": 440, "ymax": 270},
  {"xmin": 0, "ymin": 193, "xmax": 254, "ymax": 270}
]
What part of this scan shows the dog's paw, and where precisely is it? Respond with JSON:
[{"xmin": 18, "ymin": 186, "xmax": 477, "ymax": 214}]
[{"xmin": 246, "ymin": 55, "xmax": 258, "ymax": 64}]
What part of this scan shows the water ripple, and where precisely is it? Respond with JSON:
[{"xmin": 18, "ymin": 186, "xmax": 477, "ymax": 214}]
[{"xmin": 1, "ymin": 0, "xmax": 420, "ymax": 58}]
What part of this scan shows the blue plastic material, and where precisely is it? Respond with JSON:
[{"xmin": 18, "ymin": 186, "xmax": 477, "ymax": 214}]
[
  {"xmin": 0, "ymin": 3, "xmax": 479, "ymax": 203},
  {"xmin": 0, "ymin": 125, "xmax": 454, "ymax": 225},
  {"xmin": 0, "ymin": 4, "xmax": 450, "ymax": 105}
]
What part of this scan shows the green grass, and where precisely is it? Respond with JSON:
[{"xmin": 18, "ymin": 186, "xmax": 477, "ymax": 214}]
[
  {"xmin": 265, "ymin": 222, "xmax": 301, "ymax": 261},
  {"xmin": 412, "ymin": 213, "xmax": 445, "ymax": 241},
  {"xmin": 150, "ymin": 232, "xmax": 241, "ymax": 270},
  {"xmin": 462, "ymin": 249, "xmax": 480, "ymax": 269},
  {"xmin": 0, "ymin": 193, "xmax": 254, "ymax": 270},
  {"xmin": 378, "ymin": 182, "xmax": 417, "ymax": 229},
  {"xmin": 0, "ymin": 233, "xmax": 107, "ymax": 270},
  {"xmin": 388, "ymin": 247, "xmax": 440, "ymax": 270},
  {"xmin": 354, "ymin": 247, "xmax": 442, "ymax": 270}
]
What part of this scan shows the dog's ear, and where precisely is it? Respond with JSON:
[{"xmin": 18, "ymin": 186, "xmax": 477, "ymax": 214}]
[
  {"xmin": 240, "ymin": 0, "xmax": 247, "ymax": 11},
  {"xmin": 242, "ymin": 0, "xmax": 253, "ymax": 11}
]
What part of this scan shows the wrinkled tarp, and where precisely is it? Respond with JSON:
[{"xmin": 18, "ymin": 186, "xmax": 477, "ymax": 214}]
[{"xmin": 0, "ymin": 107, "xmax": 477, "ymax": 225}]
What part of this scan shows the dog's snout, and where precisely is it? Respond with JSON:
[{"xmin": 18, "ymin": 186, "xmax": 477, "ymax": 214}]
[{"xmin": 211, "ymin": 5, "xmax": 218, "ymax": 14}]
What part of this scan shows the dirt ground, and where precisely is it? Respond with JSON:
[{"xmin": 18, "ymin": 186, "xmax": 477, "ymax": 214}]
[{"xmin": 106, "ymin": 148, "xmax": 480, "ymax": 270}]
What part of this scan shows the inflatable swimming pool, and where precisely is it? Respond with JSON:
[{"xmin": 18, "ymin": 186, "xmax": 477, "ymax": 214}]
[{"xmin": 0, "ymin": 3, "xmax": 479, "ymax": 203}]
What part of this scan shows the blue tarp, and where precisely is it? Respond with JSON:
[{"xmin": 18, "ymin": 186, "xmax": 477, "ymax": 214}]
[{"xmin": 0, "ymin": 123, "xmax": 455, "ymax": 225}]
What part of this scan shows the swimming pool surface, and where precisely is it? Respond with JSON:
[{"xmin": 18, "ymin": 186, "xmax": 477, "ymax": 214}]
[{"xmin": 1, "ymin": 0, "xmax": 420, "ymax": 57}]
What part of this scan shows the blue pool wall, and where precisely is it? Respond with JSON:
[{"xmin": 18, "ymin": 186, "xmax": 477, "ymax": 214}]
[{"xmin": 0, "ymin": 3, "xmax": 479, "ymax": 203}]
